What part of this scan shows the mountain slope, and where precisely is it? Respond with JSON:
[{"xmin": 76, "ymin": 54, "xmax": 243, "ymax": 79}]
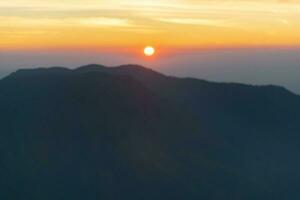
[{"xmin": 0, "ymin": 64, "xmax": 300, "ymax": 200}]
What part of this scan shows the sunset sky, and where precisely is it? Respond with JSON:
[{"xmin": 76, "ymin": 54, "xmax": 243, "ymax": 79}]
[
  {"xmin": 1, "ymin": 0, "xmax": 300, "ymax": 94},
  {"xmin": 1, "ymin": 0, "xmax": 300, "ymax": 50}
]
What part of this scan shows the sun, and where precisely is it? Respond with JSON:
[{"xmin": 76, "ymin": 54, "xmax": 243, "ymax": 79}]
[{"xmin": 144, "ymin": 46, "xmax": 155, "ymax": 56}]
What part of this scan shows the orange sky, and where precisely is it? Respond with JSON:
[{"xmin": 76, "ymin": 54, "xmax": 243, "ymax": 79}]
[{"xmin": 1, "ymin": 0, "xmax": 300, "ymax": 50}]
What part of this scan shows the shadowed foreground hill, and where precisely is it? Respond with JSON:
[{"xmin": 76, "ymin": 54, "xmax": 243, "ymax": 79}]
[{"xmin": 0, "ymin": 64, "xmax": 300, "ymax": 200}]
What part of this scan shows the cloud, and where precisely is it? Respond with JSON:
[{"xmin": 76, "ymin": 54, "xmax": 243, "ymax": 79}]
[
  {"xmin": 0, "ymin": 16, "xmax": 133, "ymax": 28},
  {"xmin": 76, "ymin": 17, "xmax": 131, "ymax": 27},
  {"xmin": 0, "ymin": 0, "xmax": 299, "ymax": 48},
  {"xmin": 157, "ymin": 18, "xmax": 235, "ymax": 27}
]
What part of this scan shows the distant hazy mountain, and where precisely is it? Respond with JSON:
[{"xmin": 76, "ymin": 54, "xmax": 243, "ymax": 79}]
[{"xmin": 1, "ymin": 64, "xmax": 300, "ymax": 200}]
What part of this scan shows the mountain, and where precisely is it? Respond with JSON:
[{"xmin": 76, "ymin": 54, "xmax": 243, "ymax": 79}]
[{"xmin": 0, "ymin": 64, "xmax": 300, "ymax": 200}]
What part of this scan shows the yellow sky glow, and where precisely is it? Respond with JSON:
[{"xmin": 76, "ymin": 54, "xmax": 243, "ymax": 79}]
[{"xmin": 1, "ymin": 0, "xmax": 300, "ymax": 50}]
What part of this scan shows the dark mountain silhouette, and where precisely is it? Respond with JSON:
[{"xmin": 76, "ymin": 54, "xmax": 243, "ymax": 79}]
[{"xmin": 0, "ymin": 64, "xmax": 300, "ymax": 200}]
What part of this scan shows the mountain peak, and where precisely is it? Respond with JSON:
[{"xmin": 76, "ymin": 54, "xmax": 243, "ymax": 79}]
[
  {"xmin": 75, "ymin": 64, "xmax": 158, "ymax": 74},
  {"xmin": 75, "ymin": 64, "xmax": 107, "ymax": 72},
  {"xmin": 73, "ymin": 64, "xmax": 167, "ymax": 84}
]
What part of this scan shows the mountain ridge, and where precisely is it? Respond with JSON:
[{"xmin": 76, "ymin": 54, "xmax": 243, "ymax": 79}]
[{"xmin": 4, "ymin": 64, "xmax": 297, "ymax": 97}]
